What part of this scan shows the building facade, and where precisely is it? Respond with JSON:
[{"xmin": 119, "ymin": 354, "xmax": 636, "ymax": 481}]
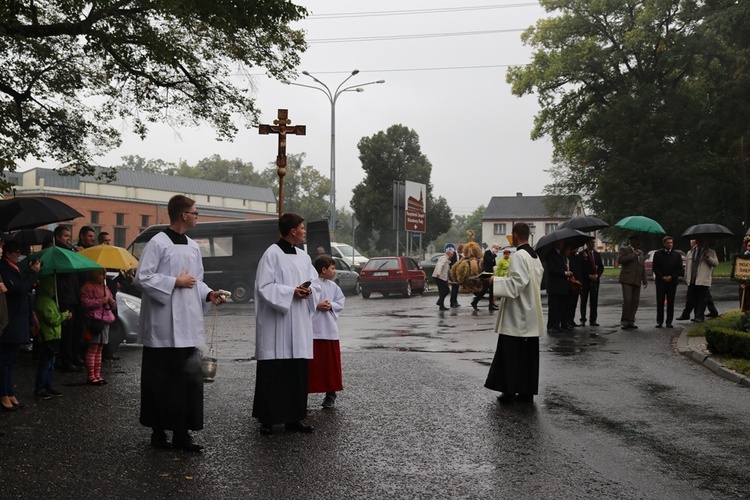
[
  {"xmin": 6, "ymin": 167, "xmax": 277, "ymax": 247},
  {"xmin": 481, "ymin": 193, "xmax": 584, "ymax": 248}
]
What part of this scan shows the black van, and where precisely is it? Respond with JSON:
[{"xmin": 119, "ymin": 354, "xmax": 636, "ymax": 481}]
[{"xmin": 127, "ymin": 218, "xmax": 330, "ymax": 303}]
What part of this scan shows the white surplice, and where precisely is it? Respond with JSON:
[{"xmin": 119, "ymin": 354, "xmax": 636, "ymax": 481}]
[
  {"xmin": 135, "ymin": 232, "xmax": 212, "ymax": 348},
  {"xmin": 311, "ymin": 277, "xmax": 345, "ymax": 341},
  {"xmin": 492, "ymin": 247, "xmax": 545, "ymax": 338},
  {"xmin": 254, "ymin": 244, "xmax": 319, "ymax": 360}
]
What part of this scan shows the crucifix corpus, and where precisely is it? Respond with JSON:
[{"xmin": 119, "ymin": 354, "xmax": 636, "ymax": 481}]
[{"xmin": 259, "ymin": 109, "xmax": 306, "ymax": 216}]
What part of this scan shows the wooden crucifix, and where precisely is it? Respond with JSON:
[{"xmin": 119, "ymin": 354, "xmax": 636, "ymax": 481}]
[{"xmin": 259, "ymin": 109, "xmax": 306, "ymax": 216}]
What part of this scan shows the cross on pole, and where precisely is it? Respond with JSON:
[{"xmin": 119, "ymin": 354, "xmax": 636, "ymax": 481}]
[{"xmin": 259, "ymin": 109, "xmax": 306, "ymax": 216}]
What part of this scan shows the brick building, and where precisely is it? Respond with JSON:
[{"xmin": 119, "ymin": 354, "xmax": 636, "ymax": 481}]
[{"xmin": 6, "ymin": 167, "xmax": 276, "ymax": 247}]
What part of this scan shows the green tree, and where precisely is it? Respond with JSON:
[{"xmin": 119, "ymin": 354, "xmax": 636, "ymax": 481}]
[
  {"xmin": 0, "ymin": 1, "xmax": 306, "ymax": 191},
  {"xmin": 350, "ymin": 125, "xmax": 452, "ymax": 253},
  {"xmin": 507, "ymin": 0, "xmax": 750, "ymax": 239},
  {"xmin": 260, "ymin": 153, "xmax": 330, "ymax": 223},
  {"xmin": 176, "ymin": 155, "xmax": 267, "ymax": 186},
  {"xmin": 116, "ymin": 155, "xmax": 176, "ymax": 174}
]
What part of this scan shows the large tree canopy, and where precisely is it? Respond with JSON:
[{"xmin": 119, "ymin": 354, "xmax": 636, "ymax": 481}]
[
  {"xmin": 350, "ymin": 124, "xmax": 452, "ymax": 253},
  {"xmin": 508, "ymin": 0, "xmax": 750, "ymax": 239},
  {"xmin": 0, "ymin": 0, "xmax": 307, "ymax": 190}
]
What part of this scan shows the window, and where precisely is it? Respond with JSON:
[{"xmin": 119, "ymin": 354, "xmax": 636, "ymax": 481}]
[
  {"xmin": 90, "ymin": 211, "xmax": 100, "ymax": 224},
  {"xmin": 141, "ymin": 215, "xmax": 149, "ymax": 227},
  {"xmin": 545, "ymin": 223, "xmax": 558, "ymax": 234},
  {"xmin": 114, "ymin": 227, "xmax": 127, "ymax": 247},
  {"xmin": 116, "ymin": 213, "xmax": 125, "ymax": 226},
  {"xmin": 493, "ymin": 223, "xmax": 506, "ymax": 235}
]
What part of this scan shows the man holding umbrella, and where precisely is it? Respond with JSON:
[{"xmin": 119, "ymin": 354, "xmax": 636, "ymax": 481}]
[
  {"xmin": 682, "ymin": 235, "xmax": 718, "ymax": 323},
  {"xmin": 618, "ymin": 235, "xmax": 648, "ymax": 330}
]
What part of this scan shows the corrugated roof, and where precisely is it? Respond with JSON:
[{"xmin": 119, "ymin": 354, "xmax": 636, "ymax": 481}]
[
  {"xmin": 483, "ymin": 195, "xmax": 576, "ymax": 219},
  {"xmin": 30, "ymin": 167, "xmax": 276, "ymax": 203}
]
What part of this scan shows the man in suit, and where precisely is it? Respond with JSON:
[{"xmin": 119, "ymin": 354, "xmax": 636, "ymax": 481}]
[
  {"xmin": 618, "ymin": 235, "xmax": 647, "ymax": 330},
  {"xmin": 577, "ymin": 238, "xmax": 604, "ymax": 326},
  {"xmin": 681, "ymin": 235, "xmax": 718, "ymax": 322},
  {"xmin": 544, "ymin": 239, "xmax": 571, "ymax": 333},
  {"xmin": 652, "ymin": 235, "xmax": 684, "ymax": 328},
  {"xmin": 471, "ymin": 244, "xmax": 499, "ymax": 311}
]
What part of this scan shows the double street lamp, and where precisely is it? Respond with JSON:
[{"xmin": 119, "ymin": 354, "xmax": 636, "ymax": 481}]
[{"xmin": 285, "ymin": 70, "xmax": 384, "ymax": 240}]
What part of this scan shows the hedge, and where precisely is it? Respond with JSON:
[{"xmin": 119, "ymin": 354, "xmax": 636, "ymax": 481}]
[{"xmin": 705, "ymin": 326, "xmax": 750, "ymax": 359}]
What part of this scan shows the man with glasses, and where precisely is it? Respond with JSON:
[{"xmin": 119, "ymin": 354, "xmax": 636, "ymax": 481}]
[{"xmin": 136, "ymin": 195, "xmax": 225, "ymax": 452}]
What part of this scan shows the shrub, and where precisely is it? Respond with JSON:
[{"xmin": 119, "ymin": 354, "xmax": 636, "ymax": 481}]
[{"xmin": 706, "ymin": 326, "xmax": 750, "ymax": 359}]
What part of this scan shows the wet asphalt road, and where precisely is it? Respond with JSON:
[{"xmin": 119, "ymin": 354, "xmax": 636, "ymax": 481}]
[{"xmin": 1, "ymin": 278, "xmax": 749, "ymax": 499}]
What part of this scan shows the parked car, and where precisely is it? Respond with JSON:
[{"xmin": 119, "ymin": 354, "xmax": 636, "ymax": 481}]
[
  {"xmin": 330, "ymin": 242, "xmax": 369, "ymax": 271},
  {"xmin": 333, "ymin": 257, "xmax": 360, "ymax": 295},
  {"xmin": 644, "ymin": 249, "xmax": 687, "ymax": 280},
  {"xmin": 420, "ymin": 254, "xmax": 442, "ymax": 284},
  {"xmin": 358, "ymin": 256, "xmax": 427, "ymax": 298},
  {"xmin": 106, "ymin": 291, "xmax": 141, "ymax": 352}
]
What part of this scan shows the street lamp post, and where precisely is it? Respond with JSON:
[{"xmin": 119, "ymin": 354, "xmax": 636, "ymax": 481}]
[{"xmin": 285, "ymin": 70, "xmax": 384, "ymax": 240}]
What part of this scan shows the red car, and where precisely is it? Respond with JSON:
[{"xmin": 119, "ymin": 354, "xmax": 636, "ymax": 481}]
[
  {"xmin": 644, "ymin": 249, "xmax": 687, "ymax": 280},
  {"xmin": 358, "ymin": 256, "xmax": 427, "ymax": 298}
]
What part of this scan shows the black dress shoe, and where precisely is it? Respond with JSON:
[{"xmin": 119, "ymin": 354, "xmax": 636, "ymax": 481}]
[
  {"xmin": 150, "ymin": 431, "xmax": 171, "ymax": 449},
  {"xmin": 497, "ymin": 393, "xmax": 515, "ymax": 404},
  {"xmin": 451, "ymin": 304, "xmax": 460, "ymax": 308},
  {"xmin": 489, "ymin": 305, "xmax": 499, "ymax": 311},
  {"xmin": 439, "ymin": 306, "xmax": 449, "ymax": 311},
  {"xmin": 172, "ymin": 433, "xmax": 203, "ymax": 452},
  {"xmin": 471, "ymin": 301, "xmax": 479, "ymax": 311},
  {"xmin": 666, "ymin": 324, "xmax": 673, "ymax": 328},
  {"xmin": 590, "ymin": 322, "xmax": 600, "ymax": 326},
  {"xmin": 676, "ymin": 316, "xmax": 690, "ymax": 320},
  {"xmin": 260, "ymin": 424, "xmax": 273, "ymax": 435},
  {"xmin": 655, "ymin": 324, "xmax": 662, "ymax": 328},
  {"xmin": 515, "ymin": 394, "xmax": 534, "ymax": 403},
  {"xmin": 285, "ymin": 421, "xmax": 314, "ymax": 433},
  {"xmin": 706, "ymin": 313, "xmax": 719, "ymax": 318}
]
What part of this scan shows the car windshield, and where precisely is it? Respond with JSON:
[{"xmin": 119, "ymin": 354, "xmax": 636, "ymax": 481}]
[
  {"xmin": 364, "ymin": 259, "xmax": 399, "ymax": 271},
  {"xmin": 336, "ymin": 244, "xmax": 363, "ymax": 258}
]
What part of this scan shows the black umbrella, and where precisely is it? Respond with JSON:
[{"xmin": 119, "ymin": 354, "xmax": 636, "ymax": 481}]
[
  {"xmin": 557, "ymin": 216, "xmax": 609, "ymax": 232},
  {"xmin": 681, "ymin": 223, "xmax": 734, "ymax": 239},
  {"xmin": 12, "ymin": 228, "xmax": 54, "ymax": 246},
  {"xmin": 0, "ymin": 197, "xmax": 82, "ymax": 231},
  {"xmin": 534, "ymin": 228, "xmax": 592, "ymax": 257}
]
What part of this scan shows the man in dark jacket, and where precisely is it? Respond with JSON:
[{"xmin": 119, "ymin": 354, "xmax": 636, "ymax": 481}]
[
  {"xmin": 577, "ymin": 238, "xmax": 604, "ymax": 326},
  {"xmin": 544, "ymin": 240, "xmax": 572, "ymax": 333},
  {"xmin": 471, "ymin": 244, "xmax": 499, "ymax": 311},
  {"xmin": 653, "ymin": 235, "xmax": 683, "ymax": 328},
  {"xmin": 54, "ymin": 226, "xmax": 83, "ymax": 371}
]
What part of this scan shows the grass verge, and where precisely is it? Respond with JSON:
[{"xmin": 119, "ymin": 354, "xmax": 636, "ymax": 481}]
[{"xmin": 686, "ymin": 309, "xmax": 750, "ymax": 377}]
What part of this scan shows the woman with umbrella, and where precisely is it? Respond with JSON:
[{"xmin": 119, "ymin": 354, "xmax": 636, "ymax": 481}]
[{"xmin": 0, "ymin": 241, "xmax": 41, "ymax": 411}]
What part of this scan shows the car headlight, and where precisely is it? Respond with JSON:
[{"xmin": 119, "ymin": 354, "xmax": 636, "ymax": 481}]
[{"xmin": 120, "ymin": 295, "xmax": 141, "ymax": 315}]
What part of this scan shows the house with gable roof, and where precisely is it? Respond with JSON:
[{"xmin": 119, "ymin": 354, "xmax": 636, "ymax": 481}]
[{"xmin": 481, "ymin": 193, "xmax": 583, "ymax": 248}]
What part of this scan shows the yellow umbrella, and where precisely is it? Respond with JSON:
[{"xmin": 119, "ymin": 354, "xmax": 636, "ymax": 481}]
[{"xmin": 78, "ymin": 244, "xmax": 139, "ymax": 271}]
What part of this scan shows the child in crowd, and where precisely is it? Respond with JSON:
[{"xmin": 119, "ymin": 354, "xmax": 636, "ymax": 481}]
[
  {"xmin": 308, "ymin": 255, "xmax": 345, "ymax": 408},
  {"xmin": 34, "ymin": 276, "xmax": 71, "ymax": 399},
  {"xmin": 80, "ymin": 269, "xmax": 116, "ymax": 385}
]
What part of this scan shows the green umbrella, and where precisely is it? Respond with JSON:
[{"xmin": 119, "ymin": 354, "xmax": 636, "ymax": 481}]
[
  {"xmin": 25, "ymin": 246, "xmax": 103, "ymax": 276},
  {"xmin": 614, "ymin": 216, "xmax": 666, "ymax": 235}
]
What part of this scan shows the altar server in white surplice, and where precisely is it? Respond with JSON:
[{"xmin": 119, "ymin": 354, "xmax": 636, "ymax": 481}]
[
  {"xmin": 485, "ymin": 222, "xmax": 545, "ymax": 404},
  {"xmin": 136, "ymin": 195, "xmax": 226, "ymax": 453},
  {"xmin": 253, "ymin": 213, "xmax": 320, "ymax": 435}
]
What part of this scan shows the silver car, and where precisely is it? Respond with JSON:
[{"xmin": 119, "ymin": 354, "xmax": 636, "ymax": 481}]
[
  {"xmin": 333, "ymin": 257, "xmax": 361, "ymax": 295},
  {"xmin": 107, "ymin": 291, "xmax": 141, "ymax": 351}
]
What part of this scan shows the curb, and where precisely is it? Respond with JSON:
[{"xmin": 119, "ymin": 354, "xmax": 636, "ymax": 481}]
[{"xmin": 676, "ymin": 329, "xmax": 750, "ymax": 388}]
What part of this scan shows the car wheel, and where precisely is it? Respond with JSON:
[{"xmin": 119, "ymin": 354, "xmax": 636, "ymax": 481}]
[
  {"xmin": 361, "ymin": 290, "xmax": 371, "ymax": 299},
  {"xmin": 354, "ymin": 280, "xmax": 361, "ymax": 296},
  {"xmin": 403, "ymin": 281, "xmax": 412, "ymax": 297},
  {"xmin": 230, "ymin": 281, "xmax": 252, "ymax": 303}
]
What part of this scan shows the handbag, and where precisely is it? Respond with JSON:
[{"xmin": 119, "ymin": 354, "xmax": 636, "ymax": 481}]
[
  {"xmin": 88, "ymin": 319, "xmax": 106, "ymax": 335},
  {"xmin": 568, "ymin": 277, "xmax": 583, "ymax": 294}
]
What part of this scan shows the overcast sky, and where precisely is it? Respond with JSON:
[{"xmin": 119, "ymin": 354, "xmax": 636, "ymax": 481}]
[{"xmin": 95, "ymin": 1, "xmax": 554, "ymax": 216}]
